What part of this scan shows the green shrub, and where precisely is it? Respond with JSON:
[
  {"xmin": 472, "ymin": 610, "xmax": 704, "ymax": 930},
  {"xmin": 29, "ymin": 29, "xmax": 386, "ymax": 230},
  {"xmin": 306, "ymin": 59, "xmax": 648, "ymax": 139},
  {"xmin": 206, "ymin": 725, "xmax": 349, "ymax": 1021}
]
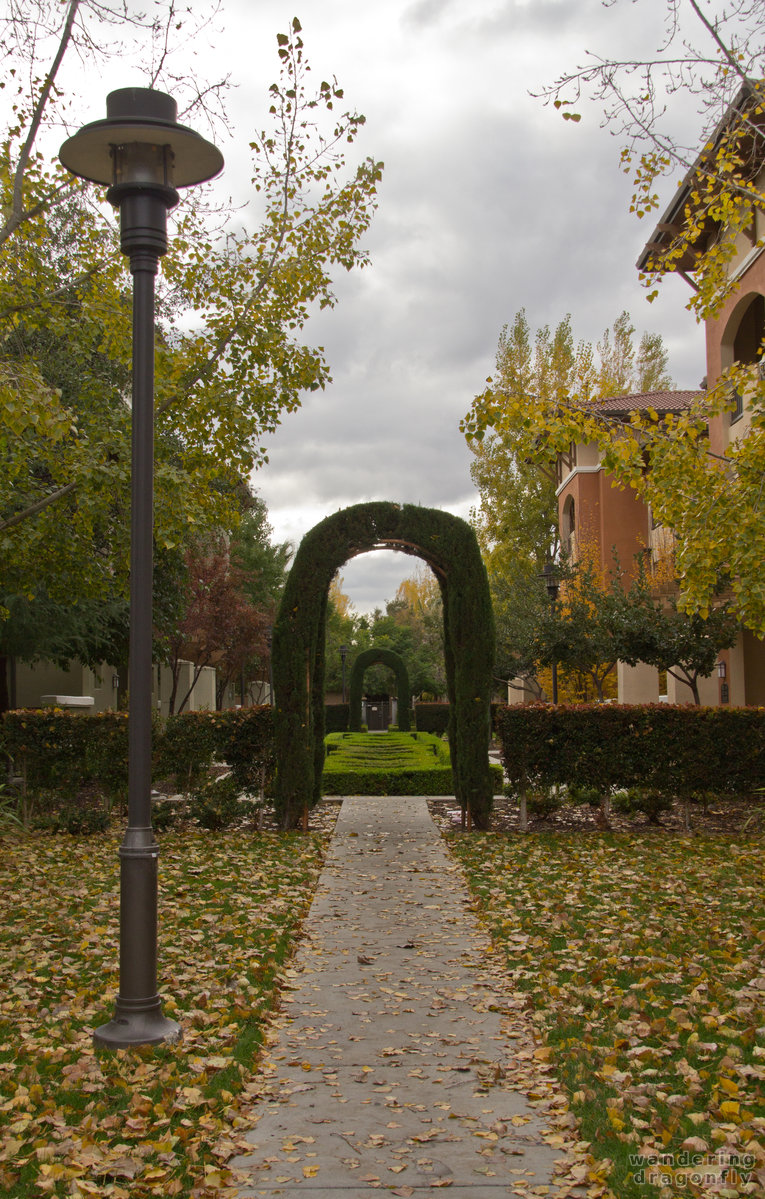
[
  {"xmin": 612, "ymin": 787, "xmax": 673, "ymax": 823},
  {"xmin": 526, "ymin": 788, "xmax": 563, "ymax": 819},
  {"xmin": 495, "ymin": 703, "xmax": 765, "ymax": 804},
  {"xmin": 414, "ymin": 703, "xmax": 450, "ymax": 735},
  {"xmin": 155, "ymin": 712, "xmax": 218, "ymax": 792},
  {"xmin": 324, "ymin": 704, "xmax": 349, "ymax": 733},
  {"xmin": 567, "ymin": 783, "xmax": 602, "ymax": 807},
  {"xmin": 189, "ymin": 775, "xmax": 242, "ymax": 831},
  {"xmin": 322, "ymin": 732, "xmax": 502, "ymax": 797},
  {"xmin": 33, "ymin": 803, "xmax": 109, "ymax": 836},
  {"xmin": 152, "ymin": 799, "xmax": 184, "ymax": 832},
  {"xmin": 272, "ymin": 503, "xmax": 494, "ymax": 828}
]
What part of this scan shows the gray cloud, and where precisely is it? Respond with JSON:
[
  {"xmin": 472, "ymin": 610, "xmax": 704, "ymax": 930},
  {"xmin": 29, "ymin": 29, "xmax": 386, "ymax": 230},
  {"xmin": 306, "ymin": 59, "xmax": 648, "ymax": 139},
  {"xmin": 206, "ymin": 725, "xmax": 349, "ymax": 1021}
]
[{"xmin": 212, "ymin": 0, "xmax": 706, "ymax": 612}]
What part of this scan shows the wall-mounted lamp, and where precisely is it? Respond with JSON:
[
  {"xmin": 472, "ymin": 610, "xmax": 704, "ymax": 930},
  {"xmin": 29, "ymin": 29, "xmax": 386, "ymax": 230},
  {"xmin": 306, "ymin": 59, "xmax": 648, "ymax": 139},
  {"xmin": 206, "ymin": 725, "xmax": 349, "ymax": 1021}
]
[{"xmin": 716, "ymin": 660, "xmax": 727, "ymax": 679}]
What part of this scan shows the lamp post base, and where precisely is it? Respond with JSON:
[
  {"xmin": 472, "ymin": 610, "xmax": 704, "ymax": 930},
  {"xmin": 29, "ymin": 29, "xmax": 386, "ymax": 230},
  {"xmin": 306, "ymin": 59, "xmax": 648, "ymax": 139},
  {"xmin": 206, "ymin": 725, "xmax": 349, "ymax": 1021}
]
[{"xmin": 94, "ymin": 996, "xmax": 181, "ymax": 1049}]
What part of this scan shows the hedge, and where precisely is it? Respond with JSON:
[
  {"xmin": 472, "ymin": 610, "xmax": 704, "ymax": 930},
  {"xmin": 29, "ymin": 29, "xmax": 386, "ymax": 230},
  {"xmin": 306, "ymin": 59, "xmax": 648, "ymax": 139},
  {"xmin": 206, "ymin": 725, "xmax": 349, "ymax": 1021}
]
[
  {"xmin": 273, "ymin": 503, "xmax": 495, "ymax": 829},
  {"xmin": 1, "ymin": 709, "xmax": 130, "ymax": 802},
  {"xmin": 324, "ymin": 704, "xmax": 349, "ymax": 734},
  {"xmin": 2, "ymin": 706, "xmax": 275, "ymax": 809},
  {"xmin": 414, "ymin": 703, "xmax": 450, "ymax": 735},
  {"xmin": 349, "ymin": 648, "xmax": 411, "ymax": 732},
  {"xmin": 495, "ymin": 703, "xmax": 765, "ymax": 798}
]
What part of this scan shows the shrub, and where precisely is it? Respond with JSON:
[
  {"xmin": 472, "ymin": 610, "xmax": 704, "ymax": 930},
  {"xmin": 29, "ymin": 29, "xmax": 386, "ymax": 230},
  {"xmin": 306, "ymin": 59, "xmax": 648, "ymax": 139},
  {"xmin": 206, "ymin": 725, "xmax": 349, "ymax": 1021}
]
[
  {"xmin": 152, "ymin": 799, "xmax": 184, "ymax": 832},
  {"xmin": 414, "ymin": 703, "xmax": 450, "ymax": 735},
  {"xmin": 495, "ymin": 703, "xmax": 765, "ymax": 803},
  {"xmin": 272, "ymin": 503, "xmax": 494, "ymax": 828},
  {"xmin": 567, "ymin": 783, "xmax": 602, "ymax": 807},
  {"xmin": 154, "ymin": 711, "xmax": 218, "ymax": 792},
  {"xmin": 189, "ymin": 775, "xmax": 242, "ymax": 831},
  {"xmin": 324, "ymin": 704, "xmax": 349, "ymax": 733},
  {"xmin": 612, "ymin": 786, "xmax": 673, "ymax": 823},
  {"xmin": 156, "ymin": 707, "xmax": 275, "ymax": 797},
  {"xmin": 33, "ymin": 803, "xmax": 109, "ymax": 836},
  {"xmin": 526, "ymin": 788, "xmax": 563, "ymax": 819}
]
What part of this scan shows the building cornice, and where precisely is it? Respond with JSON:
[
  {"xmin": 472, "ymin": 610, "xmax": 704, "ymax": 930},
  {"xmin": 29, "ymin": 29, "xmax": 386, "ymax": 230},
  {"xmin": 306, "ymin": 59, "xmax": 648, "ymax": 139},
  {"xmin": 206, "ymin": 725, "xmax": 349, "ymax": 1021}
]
[{"xmin": 556, "ymin": 465, "xmax": 602, "ymax": 498}]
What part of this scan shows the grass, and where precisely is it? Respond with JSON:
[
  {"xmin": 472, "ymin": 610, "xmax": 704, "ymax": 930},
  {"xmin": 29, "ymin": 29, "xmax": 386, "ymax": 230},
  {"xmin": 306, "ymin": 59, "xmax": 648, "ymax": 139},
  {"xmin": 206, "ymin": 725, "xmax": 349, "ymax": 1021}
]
[
  {"xmin": 449, "ymin": 831, "xmax": 765, "ymax": 1198},
  {"xmin": 0, "ymin": 818, "xmax": 332, "ymax": 1198},
  {"xmin": 322, "ymin": 730, "xmax": 456, "ymax": 796}
]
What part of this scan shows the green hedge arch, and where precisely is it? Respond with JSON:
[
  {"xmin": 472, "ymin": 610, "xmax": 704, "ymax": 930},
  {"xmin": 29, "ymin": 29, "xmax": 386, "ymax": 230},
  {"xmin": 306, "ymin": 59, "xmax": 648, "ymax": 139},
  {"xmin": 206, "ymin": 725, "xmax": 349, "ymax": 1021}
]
[
  {"xmin": 272, "ymin": 502, "xmax": 495, "ymax": 829},
  {"xmin": 349, "ymin": 647, "xmax": 411, "ymax": 733}
]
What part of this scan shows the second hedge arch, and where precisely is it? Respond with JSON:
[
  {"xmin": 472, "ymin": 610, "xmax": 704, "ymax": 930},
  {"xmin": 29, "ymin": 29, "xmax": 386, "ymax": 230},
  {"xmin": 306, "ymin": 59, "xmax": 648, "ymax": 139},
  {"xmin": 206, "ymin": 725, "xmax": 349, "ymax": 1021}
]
[
  {"xmin": 349, "ymin": 647, "xmax": 411, "ymax": 732},
  {"xmin": 272, "ymin": 502, "xmax": 495, "ymax": 829}
]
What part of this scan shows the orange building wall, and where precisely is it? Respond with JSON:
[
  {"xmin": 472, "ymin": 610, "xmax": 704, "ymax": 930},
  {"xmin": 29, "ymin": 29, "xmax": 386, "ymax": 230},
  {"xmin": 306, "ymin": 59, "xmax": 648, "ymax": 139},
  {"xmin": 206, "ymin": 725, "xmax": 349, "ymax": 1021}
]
[
  {"xmin": 705, "ymin": 254, "xmax": 765, "ymax": 456},
  {"xmin": 558, "ymin": 468, "xmax": 650, "ymax": 582}
]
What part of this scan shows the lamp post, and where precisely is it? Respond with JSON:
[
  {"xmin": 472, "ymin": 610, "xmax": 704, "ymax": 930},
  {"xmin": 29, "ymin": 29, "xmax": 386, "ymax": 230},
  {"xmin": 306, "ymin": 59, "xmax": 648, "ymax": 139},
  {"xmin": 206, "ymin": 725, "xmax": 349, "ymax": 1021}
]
[
  {"xmin": 266, "ymin": 626, "xmax": 274, "ymax": 704},
  {"xmin": 542, "ymin": 560, "xmax": 560, "ymax": 705},
  {"xmin": 340, "ymin": 644, "xmax": 348, "ymax": 704},
  {"xmin": 59, "ymin": 89, "xmax": 223, "ymax": 1048}
]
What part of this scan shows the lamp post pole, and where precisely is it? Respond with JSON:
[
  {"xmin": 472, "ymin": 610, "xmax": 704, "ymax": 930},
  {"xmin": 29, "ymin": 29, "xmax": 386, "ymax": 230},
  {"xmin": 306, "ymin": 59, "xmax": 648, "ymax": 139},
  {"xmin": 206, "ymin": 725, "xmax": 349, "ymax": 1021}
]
[
  {"xmin": 59, "ymin": 89, "xmax": 222, "ymax": 1048},
  {"xmin": 543, "ymin": 560, "xmax": 560, "ymax": 705},
  {"xmin": 266, "ymin": 626, "xmax": 274, "ymax": 704},
  {"xmin": 340, "ymin": 644, "xmax": 348, "ymax": 704}
]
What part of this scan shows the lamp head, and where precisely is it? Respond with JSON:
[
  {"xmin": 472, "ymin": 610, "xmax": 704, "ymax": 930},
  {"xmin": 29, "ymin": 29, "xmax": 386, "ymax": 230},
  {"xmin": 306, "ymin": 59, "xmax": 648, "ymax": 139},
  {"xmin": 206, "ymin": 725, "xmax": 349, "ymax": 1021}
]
[{"xmin": 59, "ymin": 88, "xmax": 223, "ymax": 191}]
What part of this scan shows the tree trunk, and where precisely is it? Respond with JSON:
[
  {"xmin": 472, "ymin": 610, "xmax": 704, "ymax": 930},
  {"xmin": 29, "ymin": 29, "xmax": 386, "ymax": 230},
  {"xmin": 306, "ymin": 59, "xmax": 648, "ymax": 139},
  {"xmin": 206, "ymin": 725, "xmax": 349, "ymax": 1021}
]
[{"xmin": 0, "ymin": 654, "xmax": 9, "ymax": 714}]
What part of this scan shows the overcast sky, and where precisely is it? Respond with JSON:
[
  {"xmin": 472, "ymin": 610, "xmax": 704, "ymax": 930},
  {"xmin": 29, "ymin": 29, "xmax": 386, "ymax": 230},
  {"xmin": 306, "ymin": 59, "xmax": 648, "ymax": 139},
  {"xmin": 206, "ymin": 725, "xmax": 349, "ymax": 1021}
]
[{"xmin": 74, "ymin": 0, "xmax": 711, "ymax": 611}]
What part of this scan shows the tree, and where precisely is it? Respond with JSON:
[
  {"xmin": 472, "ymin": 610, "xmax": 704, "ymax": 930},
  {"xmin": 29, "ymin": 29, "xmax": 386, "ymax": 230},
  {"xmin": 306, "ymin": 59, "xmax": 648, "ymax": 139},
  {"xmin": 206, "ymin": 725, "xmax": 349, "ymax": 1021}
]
[
  {"xmin": 529, "ymin": 0, "xmax": 765, "ymax": 634},
  {"xmin": 466, "ymin": 310, "xmax": 672, "ymax": 693},
  {"xmin": 1, "ymin": 6, "xmax": 382, "ymax": 607},
  {"xmin": 323, "ymin": 577, "xmax": 368, "ymax": 696},
  {"xmin": 164, "ymin": 539, "xmax": 270, "ymax": 715},
  {"xmin": 615, "ymin": 562, "xmax": 739, "ymax": 704},
  {"xmin": 537, "ymin": 0, "xmax": 765, "ymax": 321},
  {"xmin": 229, "ymin": 496, "xmax": 292, "ymax": 614},
  {"xmin": 384, "ymin": 567, "xmax": 446, "ymax": 698}
]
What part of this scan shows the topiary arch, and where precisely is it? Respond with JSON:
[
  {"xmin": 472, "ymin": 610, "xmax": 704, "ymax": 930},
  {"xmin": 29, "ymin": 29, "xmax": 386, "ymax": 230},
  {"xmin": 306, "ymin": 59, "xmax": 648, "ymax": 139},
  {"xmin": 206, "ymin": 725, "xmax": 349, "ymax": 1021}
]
[
  {"xmin": 349, "ymin": 647, "xmax": 410, "ymax": 733},
  {"xmin": 272, "ymin": 502, "xmax": 495, "ymax": 829}
]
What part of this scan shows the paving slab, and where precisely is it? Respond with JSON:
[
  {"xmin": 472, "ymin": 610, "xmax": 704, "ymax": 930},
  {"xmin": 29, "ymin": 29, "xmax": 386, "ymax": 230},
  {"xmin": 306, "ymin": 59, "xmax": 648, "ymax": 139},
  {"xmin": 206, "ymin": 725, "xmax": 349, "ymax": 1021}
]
[{"xmin": 231, "ymin": 797, "xmax": 580, "ymax": 1197}]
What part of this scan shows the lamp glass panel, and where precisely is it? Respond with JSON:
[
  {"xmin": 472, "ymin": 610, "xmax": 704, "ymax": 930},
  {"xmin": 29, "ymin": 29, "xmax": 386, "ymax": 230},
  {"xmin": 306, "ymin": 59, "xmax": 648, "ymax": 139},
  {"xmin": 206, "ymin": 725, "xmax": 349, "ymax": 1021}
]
[{"xmin": 110, "ymin": 142, "xmax": 174, "ymax": 187}]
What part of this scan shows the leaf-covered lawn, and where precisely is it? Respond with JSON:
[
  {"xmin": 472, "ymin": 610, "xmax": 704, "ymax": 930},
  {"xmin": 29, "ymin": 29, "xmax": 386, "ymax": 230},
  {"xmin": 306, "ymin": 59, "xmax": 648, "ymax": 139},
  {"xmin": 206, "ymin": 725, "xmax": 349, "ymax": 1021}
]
[
  {"xmin": 0, "ymin": 823, "xmax": 331, "ymax": 1198},
  {"xmin": 450, "ymin": 832, "xmax": 765, "ymax": 1198}
]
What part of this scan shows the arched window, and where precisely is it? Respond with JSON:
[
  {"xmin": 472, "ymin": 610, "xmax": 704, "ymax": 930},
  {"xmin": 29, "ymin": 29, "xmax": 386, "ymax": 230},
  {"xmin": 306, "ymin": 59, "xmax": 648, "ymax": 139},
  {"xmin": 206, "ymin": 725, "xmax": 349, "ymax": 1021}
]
[
  {"xmin": 724, "ymin": 293, "xmax": 765, "ymax": 422},
  {"xmin": 562, "ymin": 495, "xmax": 576, "ymax": 557}
]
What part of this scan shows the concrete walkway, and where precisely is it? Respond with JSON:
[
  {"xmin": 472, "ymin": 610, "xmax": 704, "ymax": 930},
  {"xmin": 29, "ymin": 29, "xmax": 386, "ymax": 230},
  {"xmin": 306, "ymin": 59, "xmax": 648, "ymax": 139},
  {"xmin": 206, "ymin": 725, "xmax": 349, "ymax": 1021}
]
[{"xmin": 232, "ymin": 798, "xmax": 578, "ymax": 1197}]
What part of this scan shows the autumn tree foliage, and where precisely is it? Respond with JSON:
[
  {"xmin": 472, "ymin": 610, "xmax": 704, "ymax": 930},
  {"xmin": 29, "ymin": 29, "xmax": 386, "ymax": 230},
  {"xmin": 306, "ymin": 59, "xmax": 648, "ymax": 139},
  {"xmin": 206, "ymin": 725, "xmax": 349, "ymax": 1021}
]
[
  {"xmin": 466, "ymin": 309, "xmax": 671, "ymax": 694},
  {"xmin": 526, "ymin": 0, "xmax": 765, "ymax": 634},
  {"xmin": 165, "ymin": 540, "xmax": 270, "ymax": 716},
  {"xmin": 0, "ymin": 3, "xmax": 382, "ymax": 615}
]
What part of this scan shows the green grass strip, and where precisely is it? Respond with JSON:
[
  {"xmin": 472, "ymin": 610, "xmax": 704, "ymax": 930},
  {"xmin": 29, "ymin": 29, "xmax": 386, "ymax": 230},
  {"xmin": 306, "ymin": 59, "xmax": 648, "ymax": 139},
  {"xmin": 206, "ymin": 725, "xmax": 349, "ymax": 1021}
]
[
  {"xmin": 0, "ymin": 824, "xmax": 330, "ymax": 1197},
  {"xmin": 450, "ymin": 831, "xmax": 765, "ymax": 1198}
]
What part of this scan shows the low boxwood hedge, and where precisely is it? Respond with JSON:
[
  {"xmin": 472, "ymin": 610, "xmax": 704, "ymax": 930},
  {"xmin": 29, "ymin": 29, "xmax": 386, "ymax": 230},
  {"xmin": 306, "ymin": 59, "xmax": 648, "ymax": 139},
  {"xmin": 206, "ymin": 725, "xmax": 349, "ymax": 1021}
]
[{"xmin": 321, "ymin": 731, "xmax": 502, "ymax": 796}]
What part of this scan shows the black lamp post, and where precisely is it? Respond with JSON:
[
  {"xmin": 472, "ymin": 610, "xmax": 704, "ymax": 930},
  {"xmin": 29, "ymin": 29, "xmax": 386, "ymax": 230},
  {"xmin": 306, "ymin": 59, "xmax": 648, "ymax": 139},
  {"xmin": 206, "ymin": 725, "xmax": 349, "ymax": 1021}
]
[
  {"xmin": 59, "ymin": 89, "xmax": 223, "ymax": 1048},
  {"xmin": 542, "ymin": 559, "xmax": 560, "ymax": 705},
  {"xmin": 340, "ymin": 644, "xmax": 348, "ymax": 704},
  {"xmin": 266, "ymin": 626, "xmax": 274, "ymax": 704}
]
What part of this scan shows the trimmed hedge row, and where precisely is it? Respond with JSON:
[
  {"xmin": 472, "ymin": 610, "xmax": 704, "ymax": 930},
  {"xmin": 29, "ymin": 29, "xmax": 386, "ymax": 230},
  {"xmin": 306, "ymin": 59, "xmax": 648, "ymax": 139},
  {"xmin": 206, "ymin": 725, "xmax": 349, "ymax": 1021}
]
[
  {"xmin": 495, "ymin": 703, "xmax": 765, "ymax": 797},
  {"xmin": 2, "ymin": 706, "xmax": 275, "ymax": 804},
  {"xmin": 413, "ymin": 703, "xmax": 450, "ymax": 735},
  {"xmin": 1, "ymin": 709, "xmax": 130, "ymax": 801},
  {"xmin": 322, "ymin": 766, "xmax": 456, "ymax": 796},
  {"xmin": 324, "ymin": 704, "xmax": 349, "ymax": 733}
]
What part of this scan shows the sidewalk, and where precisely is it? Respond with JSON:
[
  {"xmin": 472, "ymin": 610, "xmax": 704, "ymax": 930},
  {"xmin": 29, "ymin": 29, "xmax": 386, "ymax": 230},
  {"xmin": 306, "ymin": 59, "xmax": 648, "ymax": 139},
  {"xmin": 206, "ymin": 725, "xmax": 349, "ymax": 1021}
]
[{"xmin": 231, "ymin": 797, "xmax": 582, "ymax": 1197}]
